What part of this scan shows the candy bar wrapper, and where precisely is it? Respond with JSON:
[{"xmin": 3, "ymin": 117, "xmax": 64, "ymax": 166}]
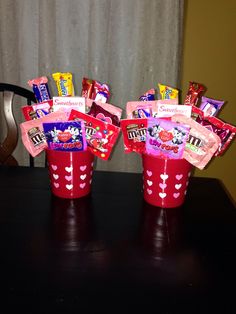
[
  {"xmin": 86, "ymin": 98, "xmax": 122, "ymax": 119},
  {"xmin": 191, "ymin": 105, "xmax": 205, "ymax": 121},
  {"xmin": 153, "ymin": 103, "xmax": 192, "ymax": 119},
  {"xmin": 184, "ymin": 81, "xmax": 205, "ymax": 106},
  {"xmin": 87, "ymin": 102, "xmax": 120, "ymax": 126},
  {"xmin": 92, "ymin": 80, "xmax": 110, "ymax": 103},
  {"xmin": 43, "ymin": 121, "xmax": 87, "ymax": 152},
  {"xmin": 199, "ymin": 96, "xmax": 224, "ymax": 117},
  {"xmin": 139, "ymin": 88, "xmax": 155, "ymax": 101},
  {"xmin": 81, "ymin": 77, "xmax": 110, "ymax": 103},
  {"xmin": 172, "ymin": 114, "xmax": 221, "ymax": 170},
  {"xmin": 52, "ymin": 72, "xmax": 74, "ymax": 96},
  {"xmin": 81, "ymin": 77, "xmax": 94, "ymax": 98},
  {"xmin": 196, "ymin": 115, "xmax": 236, "ymax": 156},
  {"xmin": 120, "ymin": 119, "xmax": 147, "ymax": 154},
  {"xmin": 68, "ymin": 110, "xmax": 120, "ymax": 160},
  {"xmin": 126, "ymin": 101, "xmax": 156, "ymax": 119},
  {"xmin": 20, "ymin": 111, "xmax": 67, "ymax": 157},
  {"xmin": 53, "ymin": 96, "xmax": 85, "ymax": 117},
  {"xmin": 146, "ymin": 117, "xmax": 189, "ymax": 159},
  {"xmin": 21, "ymin": 100, "xmax": 53, "ymax": 121},
  {"xmin": 158, "ymin": 83, "xmax": 179, "ymax": 101},
  {"xmin": 28, "ymin": 76, "xmax": 51, "ymax": 103}
]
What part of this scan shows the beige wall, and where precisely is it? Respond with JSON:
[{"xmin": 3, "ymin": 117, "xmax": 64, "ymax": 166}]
[{"xmin": 181, "ymin": 0, "xmax": 236, "ymax": 203}]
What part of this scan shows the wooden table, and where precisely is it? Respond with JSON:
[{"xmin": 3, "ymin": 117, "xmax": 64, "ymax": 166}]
[{"xmin": 0, "ymin": 166, "xmax": 235, "ymax": 313}]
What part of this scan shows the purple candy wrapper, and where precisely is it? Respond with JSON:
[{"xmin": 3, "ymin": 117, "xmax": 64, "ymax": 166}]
[
  {"xmin": 199, "ymin": 96, "xmax": 224, "ymax": 117},
  {"xmin": 43, "ymin": 121, "xmax": 87, "ymax": 151},
  {"xmin": 146, "ymin": 117, "xmax": 189, "ymax": 159}
]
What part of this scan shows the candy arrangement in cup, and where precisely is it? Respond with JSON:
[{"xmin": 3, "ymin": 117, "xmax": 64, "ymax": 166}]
[
  {"xmin": 121, "ymin": 82, "xmax": 236, "ymax": 170},
  {"xmin": 20, "ymin": 73, "xmax": 122, "ymax": 160}
]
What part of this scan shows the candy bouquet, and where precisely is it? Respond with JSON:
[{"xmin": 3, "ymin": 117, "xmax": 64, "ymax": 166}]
[
  {"xmin": 120, "ymin": 82, "xmax": 236, "ymax": 208},
  {"xmin": 20, "ymin": 73, "xmax": 122, "ymax": 198}
]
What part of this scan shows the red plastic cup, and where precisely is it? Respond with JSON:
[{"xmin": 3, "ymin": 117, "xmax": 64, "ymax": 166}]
[
  {"xmin": 46, "ymin": 149, "xmax": 94, "ymax": 199},
  {"xmin": 142, "ymin": 154, "xmax": 192, "ymax": 208}
]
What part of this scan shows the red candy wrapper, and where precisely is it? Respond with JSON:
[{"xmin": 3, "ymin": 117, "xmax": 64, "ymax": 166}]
[
  {"xmin": 68, "ymin": 110, "xmax": 120, "ymax": 160},
  {"xmin": 86, "ymin": 99, "xmax": 122, "ymax": 119},
  {"xmin": 184, "ymin": 81, "xmax": 205, "ymax": 106},
  {"xmin": 88, "ymin": 102, "xmax": 120, "ymax": 126},
  {"xmin": 120, "ymin": 119, "xmax": 147, "ymax": 154},
  {"xmin": 191, "ymin": 105, "xmax": 205, "ymax": 120},
  {"xmin": 81, "ymin": 78, "xmax": 94, "ymax": 99}
]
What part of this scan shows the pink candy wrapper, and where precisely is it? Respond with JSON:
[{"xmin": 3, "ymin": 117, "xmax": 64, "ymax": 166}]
[
  {"xmin": 126, "ymin": 101, "xmax": 156, "ymax": 119},
  {"xmin": 172, "ymin": 114, "xmax": 221, "ymax": 169},
  {"xmin": 126, "ymin": 99, "xmax": 178, "ymax": 119},
  {"xmin": 20, "ymin": 111, "xmax": 67, "ymax": 157}
]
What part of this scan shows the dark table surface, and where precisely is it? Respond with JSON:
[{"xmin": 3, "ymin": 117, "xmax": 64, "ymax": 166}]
[{"xmin": 0, "ymin": 166, "xmax": 236, "ymax": 313}]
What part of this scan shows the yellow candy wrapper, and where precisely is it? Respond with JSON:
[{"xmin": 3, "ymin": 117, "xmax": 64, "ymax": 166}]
[
  {"xmin": 158, "ymin": 83, "xmax": 179, "ymax": 101},
  {"xmin": 52, "ymin": 72, "xmax": 74, "ymax": 97}
]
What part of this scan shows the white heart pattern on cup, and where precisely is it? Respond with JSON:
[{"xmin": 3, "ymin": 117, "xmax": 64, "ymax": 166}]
[
  {"xmin": 147, "ymin": 170, "xmax": 152, "ymax": 177},
  {"xmin": 65, "ymin": 175, "xmax": 72, "ymax": 181},
  {"xmin": 66, "ymin": 184, "xmax": 73, "ymax": 190},
  {"xmin": 65, "ymin": 166, "xmax": 73, "ymax": 173},
  {"xmin": 80, "ymin": 174, "xmax": 87, "ymax": 180},
  {"xmin": 173, "ymin": 192, "xmax": 180, "ymax": 198},
  {"xmin": 159, "ymin": 192, "xmax": 167, "ymax": 199},
  {"xmin": 80, "ymin": 165, "xmax": 87, "ymax": 171},
  {"xmin": 53, "ymin": 174, "xmax": 59, "ymax": 180},
  {"xmin": 160, "ymin": 174, "xmax": 168, "ymax": 181},
  {"xmin": 175, "ymin": 174, "xmax": 183, "ymax": 180},
  {"xmin": 53, "ymin": 182, "xmax": 59, "ymax": 188},
  {"xmin": 159, "ymin": 183, "xmax": 167, "ymax": 189},
  {"xmin": 147, "ymin": 189, "xmax": 152, "ymax": 195},
  {"xmin": 147, "ymin": 180, "xmax": 153, "ymax": 186},
  {"xmin": 175, "ymin": 184, "xmax": 182, "ymax": 190},
  {"xmin": 80, "ymin": 183, "xmax": 86, "ymax": 189},
  {"xmin": 51, "ymin": 165, "xmax": 57, "ymax": 171}
]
